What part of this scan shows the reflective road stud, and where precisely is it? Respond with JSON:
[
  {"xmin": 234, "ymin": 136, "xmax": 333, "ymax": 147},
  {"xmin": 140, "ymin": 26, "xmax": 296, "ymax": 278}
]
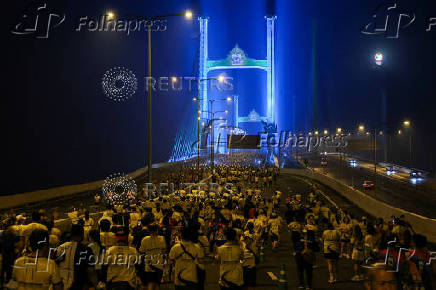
[
  {"xmin": 259, "ymin": 244, "xmax": 265, "ymax": 262},
  {"xmin": 277, "ymin": 264, "xmax": 287, "ymax": 290}
]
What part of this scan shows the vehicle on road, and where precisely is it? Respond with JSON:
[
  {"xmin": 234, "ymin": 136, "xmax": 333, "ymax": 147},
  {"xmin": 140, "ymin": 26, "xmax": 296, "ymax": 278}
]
[
  {"xmin": 386, "ymin": 166, "xmax": 398, "ymax": 175},
  {"xmin": 320, "ymin": 157, "xmax": 328, "ymax": 166},
  {"xmin": 362, "ymin": 180, "xmax": 375, "ymax": 189},
  {"xmin": 349, "ymin": 159, "xmax": 358, "ymax": 168},
  {"xmin": 410, "ymin": 170, "xmax": 424, "ymax": 179}
]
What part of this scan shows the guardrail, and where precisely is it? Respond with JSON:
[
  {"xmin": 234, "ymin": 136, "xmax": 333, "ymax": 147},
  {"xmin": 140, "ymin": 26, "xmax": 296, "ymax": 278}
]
[{"xmin": 282, "ymin": 168, "xmax": 436, "ymax": 243}]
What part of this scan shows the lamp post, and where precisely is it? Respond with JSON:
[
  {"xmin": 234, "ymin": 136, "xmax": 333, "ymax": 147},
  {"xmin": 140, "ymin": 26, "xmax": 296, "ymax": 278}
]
[
  {"xmin": 192, "ymin": 76, "xmax": 226, "ymax": 174},
  {"xmin": 207, "ymin": 98, "xmax": 231, "ymax": 171},
  {"xmin": 360, "ymin": 119, "xmax": 412, "ymax": 179},
  {"xmin": 125, "ymin": 10, "xmax": 193, "ymax": 183},
  {"xmin": 402, "ymin": 120, "xmax": 412, "ymax": 168}
]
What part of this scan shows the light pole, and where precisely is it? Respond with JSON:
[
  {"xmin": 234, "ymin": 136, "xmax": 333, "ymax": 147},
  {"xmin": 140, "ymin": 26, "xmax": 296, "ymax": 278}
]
[
  {"xmin": 136, "ymin": 10, "xmax": 192, "ymax": 182},
  {"xmin": 402, "ymin": 120, "xmax": 412, "ymax": 168},
  {"xmin": 357, "ymin": 119, "xmax": 411, "ymax": 178},
  {"xmin": 207, "ymin": 98, "xmax": 231, "ymax": 171},
  {"xmin": 192, "ymin": 76, "xmax": 226, "ymax": 174}
]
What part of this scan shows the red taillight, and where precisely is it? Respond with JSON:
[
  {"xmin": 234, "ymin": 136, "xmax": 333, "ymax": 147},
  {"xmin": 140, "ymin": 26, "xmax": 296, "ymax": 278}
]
[{"xmin": 370, "ymin": 184, "xmax": 374, "ymax": 186}]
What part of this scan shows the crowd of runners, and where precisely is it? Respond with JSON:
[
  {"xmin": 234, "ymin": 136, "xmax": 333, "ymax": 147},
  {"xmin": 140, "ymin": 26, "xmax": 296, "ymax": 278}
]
[{"xmin": 0, "ymin": 153, "xmax": 434, "ymax": 290}]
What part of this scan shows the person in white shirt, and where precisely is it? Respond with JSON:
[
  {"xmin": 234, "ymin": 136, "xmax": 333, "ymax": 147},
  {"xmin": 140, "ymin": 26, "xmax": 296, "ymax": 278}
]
[{"xmin": 10, "ymin": 229, "xmax": 62, "ymax": 290}]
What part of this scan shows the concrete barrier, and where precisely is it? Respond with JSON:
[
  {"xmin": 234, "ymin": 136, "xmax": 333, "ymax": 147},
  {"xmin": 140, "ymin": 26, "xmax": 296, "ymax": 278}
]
[
  {"xmin": 0, "ymin": 162, "xmax": 172, "ymax": 210},
  {"xmin": 283, "ymin": 168, "xmax": 436, "ymax": 243}
]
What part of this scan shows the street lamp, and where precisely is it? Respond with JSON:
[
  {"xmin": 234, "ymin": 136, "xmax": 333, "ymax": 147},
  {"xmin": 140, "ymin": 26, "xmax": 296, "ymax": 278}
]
[
  {"xmin": 107, "ymin": 11, "xmax": 115, "ymax": 19},
  {"xmin": 184, "ymin": 10, "xmax": 193, "ymax": 19},
  {"xmin": 324, "ymin": 129, "xmax": 328, "ymax": 135},
  {"xmin": 358, "ymin": 125, "xmax": 365, "ymax": 132},
  {"xmin": 336, "ymin": 128, "xmax": 342, "ymax": 134},
  {"xmin": 402, "ymin": 120, "xmax": 412, "ymax": 168},
  {"xmin": 129, "ymin": 10, "xmax": 193, "ymax": 183}
]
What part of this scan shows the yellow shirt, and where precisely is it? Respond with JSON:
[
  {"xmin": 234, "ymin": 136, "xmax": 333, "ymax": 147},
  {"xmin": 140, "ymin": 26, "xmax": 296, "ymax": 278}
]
[
  {"xmin": 11, "ymin": 225, "xmax": 25, "ymax": 237},
  {"xmin": 268, "ymin": 218, "xmax": 281, "ymax": 235},
  {"xmin": 139, "ymin": 235, "xmax": 167, "ymax": 271},
  {"xmin": 241, "ymin": 242, "xmax": 258, "ymax": 268},
  {"xmin": 105, "ymin": 245, "xmax": 138, "ymax": 287},
  {"xmin": 220, "ymin": 209, "xmax": 232, "ymax": 222},
  {"xmin": 151, "ymin": 208, "xmax": 163, "ymax": 221},
  {"xmin": 322, "ymin": 229, "xmax": 340, "ymax": 253},
  {"xmin": 100, "ymin": 232, "xmax": 115, "ymax": 248},
  {"xmin": 197, "ymin": 235, "xmax": 210, "ymax": 256},
  {"xmin": 129, "ymin": 212, "xmax": 141, "ymax": 228},
  {"xmin": 12, "ymin": 256, "xmax": 61, "ymax": 290},
  {"xmin": 216, "ymin": 242, "xmax": 244, "ymax": 287},
  {"xmin": 169, "ymin": 241, "xmax": 204, "ymax": 286},
  {"xmin": 22, "ymin": 223, "xmax": 48, "ymax": 238},
  {"xmin": 288, "ymin": 221, "xmax": 302, "ymax": 232}
]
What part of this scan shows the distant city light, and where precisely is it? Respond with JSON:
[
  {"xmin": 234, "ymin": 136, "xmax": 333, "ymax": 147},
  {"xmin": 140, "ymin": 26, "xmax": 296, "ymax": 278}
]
[
  {"xmin": 374, "ymin": 52, "xmax": 383, "ymax": 66},
  {"xmin": 403, "ymin": 120, "xmax": 411, "ymax": 127},
  {"xmin": 324, "ymin": 129, "xmax": 328, "ymax": 135},
  {"xmin": 171, "ymin": 77, "xmax": 178, "ymax": 83},
  {"xmin": 226, "ymin": 97, "xmax": 232, "ymax": 101},
  {"xmin": 358, "ymin": 125, "xmax": 365, "ymax": 132}
]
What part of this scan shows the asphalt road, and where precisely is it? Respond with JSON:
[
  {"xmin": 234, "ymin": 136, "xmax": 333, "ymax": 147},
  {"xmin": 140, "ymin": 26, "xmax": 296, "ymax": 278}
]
[
  {"xmin": 4, "ymin": 164, "xmax": 435, "ymax": 289},
  {"xmin": 302, "ymin": 153, "xmax": 436, "ymax": 219},
  {"xmin": 159, "ymin": 172, "xmax": 369, "ymax": 290}
]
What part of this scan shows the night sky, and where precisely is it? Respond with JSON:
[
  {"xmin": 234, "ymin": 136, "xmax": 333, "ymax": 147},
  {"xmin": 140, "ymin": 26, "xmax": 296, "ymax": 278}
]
[{"xmin": 4, "ymin": 0, "xmax": 436, "ymax": 195}]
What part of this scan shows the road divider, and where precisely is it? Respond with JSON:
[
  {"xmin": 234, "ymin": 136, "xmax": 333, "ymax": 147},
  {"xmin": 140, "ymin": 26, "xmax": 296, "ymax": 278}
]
[{"xmin": 282, "ymin": 168, "xmax": 436, "ymax": 243}]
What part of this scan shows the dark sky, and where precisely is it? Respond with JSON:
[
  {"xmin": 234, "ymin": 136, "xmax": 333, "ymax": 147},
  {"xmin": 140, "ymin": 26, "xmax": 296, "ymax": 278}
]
[{"xmin": 3, "ymin": 0, "xmax": 436, "ymax": 194}]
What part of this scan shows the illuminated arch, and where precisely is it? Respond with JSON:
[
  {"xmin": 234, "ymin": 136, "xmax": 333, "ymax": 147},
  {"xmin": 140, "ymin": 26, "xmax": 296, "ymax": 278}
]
[{"xmin": 198, "ymin": 16, "xmax": 276, "ymax": 127}]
